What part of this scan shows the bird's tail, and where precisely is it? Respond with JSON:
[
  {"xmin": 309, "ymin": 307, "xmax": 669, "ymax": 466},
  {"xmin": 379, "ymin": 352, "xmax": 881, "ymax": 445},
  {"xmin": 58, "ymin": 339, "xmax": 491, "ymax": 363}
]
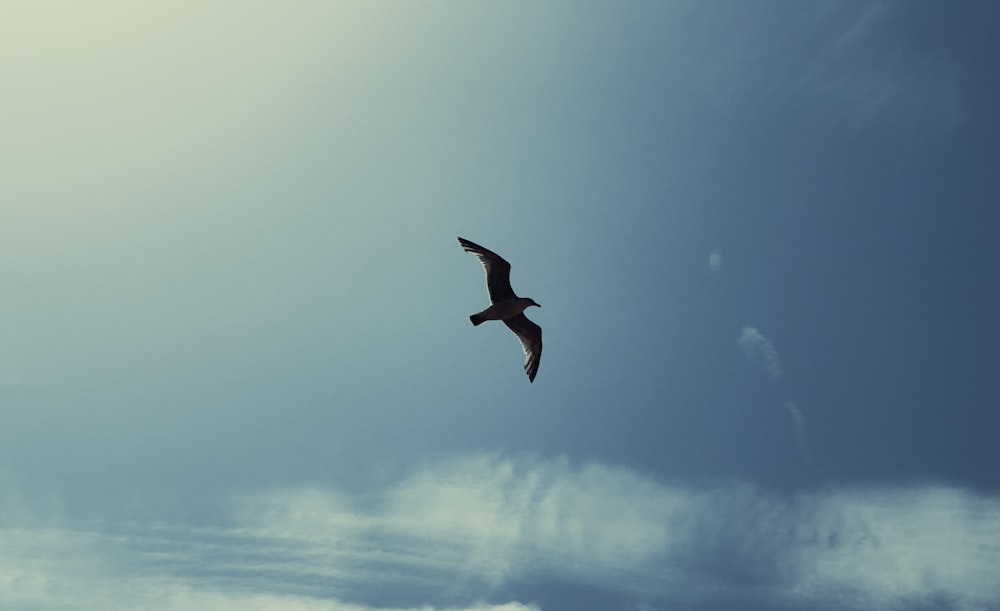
[{"xmin": 470, "ymin": 313, "xmax": 485, "ymax": 326}]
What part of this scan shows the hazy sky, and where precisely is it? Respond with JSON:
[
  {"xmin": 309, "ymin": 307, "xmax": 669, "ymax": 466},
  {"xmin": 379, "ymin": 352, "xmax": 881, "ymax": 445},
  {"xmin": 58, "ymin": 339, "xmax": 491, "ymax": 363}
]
[{"xmin": 2, "ymin": 2, "xmax": 999, "ymax": 610}]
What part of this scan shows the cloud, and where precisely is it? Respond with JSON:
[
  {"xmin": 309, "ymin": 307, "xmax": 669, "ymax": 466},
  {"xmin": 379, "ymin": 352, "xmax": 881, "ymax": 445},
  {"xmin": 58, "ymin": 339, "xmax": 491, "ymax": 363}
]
[
  {"xmin": 784, "ymin": 487, "xmax": 1000, "ymax": 609},
  {"xmin": 3, "ymin": 454, "xmax": 1000, "ymax": 611},
  {"xmin": 783, "ymin": 401, "xmax": 810, "ymax": 461},
  {"xmin": 708, "ymin": 251, "xmax": 723, "ymax": 272},
  {"xmin": 0, "ymin": 521, "xmax": 539, "ymax": 611},
  {"xmin": 687, "ymin": 2, "xmax": 963, "ymax": 134},
  {"xmin": 792, "ymin": 1, "xmax": 963, "ymax": 132},
  {"xmin": 739, "ymin": 326, "xmax": 782, "ymax": 379},
  {"xmin": 233, "ymin": 454, "xmax": 693, "ymax": 598}
]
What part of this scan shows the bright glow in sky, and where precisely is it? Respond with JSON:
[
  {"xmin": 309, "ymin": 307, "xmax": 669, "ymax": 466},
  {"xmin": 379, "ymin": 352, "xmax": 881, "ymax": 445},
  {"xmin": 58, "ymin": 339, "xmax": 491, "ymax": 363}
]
[{"xmin": 2, "ymin": 2, "xmax": 999, "ymax": 610}]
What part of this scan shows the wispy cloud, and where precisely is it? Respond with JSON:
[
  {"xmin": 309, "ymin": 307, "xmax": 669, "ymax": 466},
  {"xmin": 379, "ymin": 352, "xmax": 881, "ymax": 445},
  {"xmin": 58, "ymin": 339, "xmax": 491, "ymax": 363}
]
[
  {"xmin": 3, "ymin": 454, "xmax": 999, "ymax": 611},
  {"xmin": 783, "ymin": 401, "xmax": 810, "ymax": 461},
  {"xmin": 709, "ymin": 251, "xmax": 723, "ymax": 272},
  {"xmin": 690, "ymin": 2, "xmax": 963, "ymax": 134},
  {"xmin": 739, "ymin": 326, "xmax": 782, "ymax": 379},
  {"xmin": 792, "ymin": 1, "xmax": 963, "ymax": 132},
  {"xmin": 0, "ymin": 520, "xmax": 539, "ymax": 611},
  {"xmin": 738, "ymin": 329, "xmax": 810, "ymax": 462}
]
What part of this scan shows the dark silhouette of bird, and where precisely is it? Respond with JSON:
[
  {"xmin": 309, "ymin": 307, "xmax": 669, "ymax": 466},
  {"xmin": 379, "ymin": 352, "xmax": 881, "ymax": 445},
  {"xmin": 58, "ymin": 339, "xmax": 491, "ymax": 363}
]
[{"xmin": 458, "ymin": 237, "xmax": 542, "ymax": 383}]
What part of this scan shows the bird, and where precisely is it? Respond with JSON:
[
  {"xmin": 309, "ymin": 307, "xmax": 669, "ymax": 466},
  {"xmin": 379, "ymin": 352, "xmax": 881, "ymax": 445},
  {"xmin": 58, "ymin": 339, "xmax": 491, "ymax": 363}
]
[{"xmin": 458, "ymin": 237, "xmax": 542, "ymax": 383}]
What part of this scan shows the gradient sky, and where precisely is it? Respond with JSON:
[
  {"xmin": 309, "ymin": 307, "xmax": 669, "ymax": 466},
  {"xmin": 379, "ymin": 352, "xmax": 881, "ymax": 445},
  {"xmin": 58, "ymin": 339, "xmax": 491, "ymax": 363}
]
[{"xmin": 2, "ymin": 2, "xmax": 999, "ymax": 610}]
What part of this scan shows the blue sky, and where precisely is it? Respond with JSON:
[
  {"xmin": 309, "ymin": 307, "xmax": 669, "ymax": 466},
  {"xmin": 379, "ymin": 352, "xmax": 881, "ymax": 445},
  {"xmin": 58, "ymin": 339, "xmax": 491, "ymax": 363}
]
[{"xmin": 2, "ymin": 2, "xmax": 999, "ymax": 610}]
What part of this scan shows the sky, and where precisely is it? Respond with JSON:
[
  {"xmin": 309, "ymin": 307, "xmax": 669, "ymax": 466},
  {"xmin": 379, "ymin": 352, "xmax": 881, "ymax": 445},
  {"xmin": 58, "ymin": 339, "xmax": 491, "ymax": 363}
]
[{"xmin": 2, "ymin": 1, "xmax": 999, "ymax": 610}]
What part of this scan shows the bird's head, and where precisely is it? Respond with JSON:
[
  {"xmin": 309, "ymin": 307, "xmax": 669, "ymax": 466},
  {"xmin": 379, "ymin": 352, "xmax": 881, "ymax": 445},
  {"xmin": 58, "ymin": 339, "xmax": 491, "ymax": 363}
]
[{"xmin": 528, "ymin": 298, "xmax": 541, "ymax": 308}]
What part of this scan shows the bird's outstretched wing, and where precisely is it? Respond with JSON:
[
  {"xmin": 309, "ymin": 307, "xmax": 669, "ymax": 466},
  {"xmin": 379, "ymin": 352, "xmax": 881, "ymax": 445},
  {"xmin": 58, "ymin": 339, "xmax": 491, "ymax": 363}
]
[
  {"xmin": 458, "ymin": 237, "xmax": 516, "ymax": 303},
  {"xmin": 504, "ymin": 313, "xmax": 542, "ymax": 383}
]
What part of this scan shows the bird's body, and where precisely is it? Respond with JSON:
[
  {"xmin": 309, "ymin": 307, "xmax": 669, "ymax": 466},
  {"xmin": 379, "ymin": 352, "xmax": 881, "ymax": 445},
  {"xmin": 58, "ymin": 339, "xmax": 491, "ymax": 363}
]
[
  {"xmin": 469, "ymin": 297, "xmax": 538, "ymax": 326},
  {"xmin": 458, "ymin": 237, "xmax": 542, "ymax": 382}
]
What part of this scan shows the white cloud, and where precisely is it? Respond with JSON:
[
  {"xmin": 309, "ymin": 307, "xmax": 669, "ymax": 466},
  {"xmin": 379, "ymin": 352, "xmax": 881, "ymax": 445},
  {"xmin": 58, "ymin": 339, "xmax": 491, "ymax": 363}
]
[
  {"xmin": 0, "ymin": 525, "xmax": 538, "ymax": 611},
  {"xmin": 708, "ymin": 251, "xmax": 723, "ymax": 272},
  {"xmin": 235, "ymin": 454, "xmax": 695, "ymax": 594},
  {"xmin": 783, "ymin": 487, "xmax": 1000, "ymax": 609},
  {"xmin": 3, "ymin": 454, "xmax": 1000, "ymax": 610},
  {"xmin": 739, "ymin": 326, "xmax": 782, "ymax": 379},
  {"xmin": 232, "ymin": 456, "xmax": 1000, "ymax": 610}
]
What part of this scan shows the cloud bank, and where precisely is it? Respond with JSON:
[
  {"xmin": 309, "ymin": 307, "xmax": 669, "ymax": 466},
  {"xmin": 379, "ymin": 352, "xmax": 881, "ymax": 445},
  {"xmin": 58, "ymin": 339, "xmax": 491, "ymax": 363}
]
[{"xmin": 3, "ymin": 454, "xmax": 999, "ymax": 611}]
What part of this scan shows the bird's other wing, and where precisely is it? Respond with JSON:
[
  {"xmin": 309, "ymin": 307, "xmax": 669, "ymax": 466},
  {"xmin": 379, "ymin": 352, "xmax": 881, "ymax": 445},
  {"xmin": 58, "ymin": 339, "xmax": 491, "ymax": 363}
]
[
  {"xmin": 458, "ymin": 237, "xmax": 516, "ymax": 303},
  {"xmin": 504, "ymin": 313, "xmax": 542, "ymax": 383}
]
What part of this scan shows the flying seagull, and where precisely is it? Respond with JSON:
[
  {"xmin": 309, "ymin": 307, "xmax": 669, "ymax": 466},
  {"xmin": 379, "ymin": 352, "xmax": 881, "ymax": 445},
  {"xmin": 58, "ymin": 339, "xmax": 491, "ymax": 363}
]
[{"xmin": 458, "ymin": 237, "xmax": 542, "ymax": 383}]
